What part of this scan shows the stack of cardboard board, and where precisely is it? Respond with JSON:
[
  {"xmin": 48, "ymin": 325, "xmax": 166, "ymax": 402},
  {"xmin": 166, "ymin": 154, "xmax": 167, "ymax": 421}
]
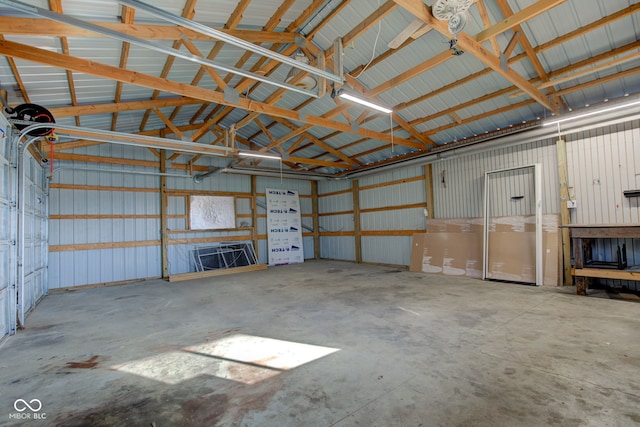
[{"xmin": 410, "ymin": 215, "xmax": 562, "ymax": 286}]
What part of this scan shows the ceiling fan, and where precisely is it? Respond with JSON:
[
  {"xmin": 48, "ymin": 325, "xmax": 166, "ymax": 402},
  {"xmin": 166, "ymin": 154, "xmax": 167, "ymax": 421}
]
[{"xmin": 387, "ymin": 0, "xmax": 474, "ymax": 49}]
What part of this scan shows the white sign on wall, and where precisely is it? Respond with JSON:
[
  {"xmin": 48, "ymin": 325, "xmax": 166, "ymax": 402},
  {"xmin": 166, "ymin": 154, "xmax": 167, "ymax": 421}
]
[{"xmin": 266, "ymin": 188, "xmax": 304, "ymax": 266}]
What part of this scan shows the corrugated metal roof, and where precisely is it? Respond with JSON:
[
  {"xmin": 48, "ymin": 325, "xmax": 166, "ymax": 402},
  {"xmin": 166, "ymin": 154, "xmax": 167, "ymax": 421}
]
[{"xmin": 1, "ymin": 0, "xmax": 639, "ymax": 176}]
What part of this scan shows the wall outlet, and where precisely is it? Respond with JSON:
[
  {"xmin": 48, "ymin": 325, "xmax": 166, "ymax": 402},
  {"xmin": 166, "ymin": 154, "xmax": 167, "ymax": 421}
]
[{"xmin": 567, "ymin": 200, "xmax": 577, "ymax": 209}]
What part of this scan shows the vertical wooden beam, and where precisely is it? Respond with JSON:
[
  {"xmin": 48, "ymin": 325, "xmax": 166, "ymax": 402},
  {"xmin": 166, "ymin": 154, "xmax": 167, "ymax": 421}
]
[
  {"xmin": 573, "ymin": 236, "xmax": 586, "ymax": 295},
  {"xmin": 312, "ymin": 181, "xmax": 320, "ymax": 260},
  {"xmin": 352, "ymin": 179, "xmax": 362, "ymax": 263},
  {"xmin": 160, "ymin": 149, "xmax": 169, "ymax": 278},
  {"xmin": 251, "ymin": 175, "xmax": 259, "ymax": 262},
  {"xmin": 556, "ymin": 138, "xmax": 573, "ymax": 286},
  {"xmin": 424, "ymin": 164, "xmax": 435, "ymax": 221},
  {"xmin": 185, "ymin": 195, "xmax": 191, "ymax": 230}
]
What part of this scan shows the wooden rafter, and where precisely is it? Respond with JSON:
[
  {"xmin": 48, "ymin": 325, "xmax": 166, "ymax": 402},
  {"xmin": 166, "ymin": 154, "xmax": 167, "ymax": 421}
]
[
  {"xmin": 531, "ymin": 3, "xmax": 640, "ymax": 56},
  {"xmin": 210, "ymin": 0, "xmax": 428, "ymax": 165},
  {"xmin": 0, "ymin": 18, "xmax": 298, "ymax": 44},
  {"xmin": 494, "ymin": 0, "xmax": 567, "ymax": 109},
  {"xmin": 261, "ymin": 117, "xmax": 361, "ymax": 167},
  {"xmin": 391, "ymin": 0, "xmax": 561, "ymax": 113},
  {"xmin": 1, "ymin": 0, "xmax": 635, "ymax": 177},
  {"xmin": 111, "ymin": 5, "xmax": 135, "ymax": 132},
  {"xmin": 473, "ymin": 0, "xmax": 567, "ymax": 42},
  {"xmin": 139, "ymin": 0, "xmax": 198, "ymax": 131},
  {"xmin": 204, "ymin": 0, "xmax": 330, "ymax": 130},
  {"xmin": 476, "ymin": 0, "xmax": 501, "ymax": 55},
  {"xmin": 511, "ymin": 41, "xmax": 640, "ymax": 98},
  {"xmin": 151, "ymin": 105, "xmax": 185, "ymax": 140},
  {"xmin": 168, "ymin": 0, "xmax": 251, "ymax": 123},
  {"xmin": 49, "ymin": 97, "xmax": 199, "ymax": 117},
  {"xmin": 0, "ymin": 39, "xmax": 420, "ymax": 146},
  {"xmin": 48, "ymin": 0, "xmax": 81, "ymax": 126},
  {"xmin": 0, "ymin": 35, "xmax": 30, "ymax": 104}
]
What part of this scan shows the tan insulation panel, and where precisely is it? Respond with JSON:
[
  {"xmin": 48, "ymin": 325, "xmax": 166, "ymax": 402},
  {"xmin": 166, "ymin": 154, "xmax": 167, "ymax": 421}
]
[{"xmin": 413, "ymin": 215, "xmax": 561, "ymax": 286}]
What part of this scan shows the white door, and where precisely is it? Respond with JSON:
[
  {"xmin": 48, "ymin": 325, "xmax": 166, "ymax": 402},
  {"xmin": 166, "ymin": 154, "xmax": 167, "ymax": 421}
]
[{"xmin": 483, "ymin": 165, "xmax": 542, "ymax": 285}]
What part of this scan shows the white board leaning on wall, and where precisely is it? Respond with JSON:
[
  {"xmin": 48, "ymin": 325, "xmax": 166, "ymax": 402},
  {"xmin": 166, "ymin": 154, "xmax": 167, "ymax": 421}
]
[{"xmin": 266, "ymin": 188, "xmax": 304, "ymax": 266}]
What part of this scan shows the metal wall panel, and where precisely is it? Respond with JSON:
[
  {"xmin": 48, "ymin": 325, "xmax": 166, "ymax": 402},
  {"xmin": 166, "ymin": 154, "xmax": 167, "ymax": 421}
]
[
  {"xmin": 318, "ymin": 191, "xmax": 352, "ymax": 214},
  {"xmin": 431, "ymin": 139, "xmax": 559, "ymax": 218},
  {"xmin": 49, "ymin": 151, "xmax": 314, "ymax": 285},
  {"xmin": 361, "ymin": 208, "xmax": 426, "ymax": 232},
  {"xmin": 358, "ymin": 165, "xmax": 424, "ymax": 187},
  {"xmin": 317, "ymin": 179, "xmax": 354, "ymax": 261},
  {"xmin": 358, "ymin": 166, "xmax": 426, "ymax": 266},
  {"xmin": 362, "ymin": 236, "xmax": 412, "ymax": 266},
  {"xmin": 320, "ymin": 236, "xmax": 355, "ymax": 261},
  {"xmin": 565, "ymin": 120, "xmax": 640, "ymax": 290},
  {"xmin": 319, "ymin": 213, "xmax": 354, "ymax": 234},
  {"xmin": 486, "ymin": 167, "xmax": 536, "ymax": 217},
  {"xmin": 48, "ymin": 146, "xmax": 163, "ymax": 288},
  {"xmin": 566, "ymin": 121, "xmax": 640, "ymax": 225},
  {"xmin": 318, "ymin": 167, "xmax": 427, "ymax": 266}
]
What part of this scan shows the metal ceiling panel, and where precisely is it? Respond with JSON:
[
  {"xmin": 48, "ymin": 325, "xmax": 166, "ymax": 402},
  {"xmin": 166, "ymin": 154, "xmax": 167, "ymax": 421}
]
[{"xmin": 1, "ymin": 0, "xmax": 639, "ymax": 176}]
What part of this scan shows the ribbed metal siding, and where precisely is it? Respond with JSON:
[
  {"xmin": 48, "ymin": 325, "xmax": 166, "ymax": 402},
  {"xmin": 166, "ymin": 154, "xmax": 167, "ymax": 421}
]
[
  {"xmin": 318, "ymin": 179, "xmax": 355, "ymax": 261},
  {"xmin": 49, "ymin": 144, "xmax": 163, "ymax": 288},
  {"xmin": 358, "ymin": 166, "xmax": 426, "ymax": 265},
  {"xmin": 431, "ymin": 139, "xmax": 559, "ymax": 218},
  {"xmin": 566, "ymin": 120, "xmax": 640, "ymax": 290},
  {"xmin": 361, "ymin": 236, "xmax": 412, "ymax": 266},
  {"xmin": 320, "ymin": 236, "xmax": 355, "ymax": 261},
  {"xmin": 486, "ymin": 167, "xmax": 536, "ymax": 217},
  {"xmin": 566, "ymin": 121, "xmax": 640, "ymax": 225}
]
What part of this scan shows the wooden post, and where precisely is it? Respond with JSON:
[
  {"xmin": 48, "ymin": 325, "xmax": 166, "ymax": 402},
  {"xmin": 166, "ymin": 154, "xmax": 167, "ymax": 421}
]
[
  {"xmin": 312, "ymin": 181, "xmax": 320, "ymax": 260},
  {"xmin": 424, "ymin": 163, "xmax": 435, "ymax": 221},
  {"xmin": 352, "ymin": 179, "xmax": 362, "ymax": 263},
  {"xmin": 557, "ymin": 138, "xmax": 573, "ymax": 286},
  {"xmin": 251, "ymin": 175, "xmax": 259, "ymax": 262},
  {"xmin": 160, "ymin": 149, "xmax": 169, "ymax": 279},
  {"xmin": 573, "ymin": 235, "xmax": 586, "ymax": 295}
]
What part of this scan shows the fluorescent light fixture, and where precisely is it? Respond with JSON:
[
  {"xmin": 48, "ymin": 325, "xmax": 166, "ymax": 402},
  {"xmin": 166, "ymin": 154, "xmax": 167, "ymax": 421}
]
[
  {"xmin": 238, "ymin": 151, "xmax": 282, "ymax": 160},
  {"xmin": 338, "ymin": 90, "xmax": 393, "ymax": 114},
  {"xmin": 544, "ymin": 98, "xmax": 640, "ymax": 127}
]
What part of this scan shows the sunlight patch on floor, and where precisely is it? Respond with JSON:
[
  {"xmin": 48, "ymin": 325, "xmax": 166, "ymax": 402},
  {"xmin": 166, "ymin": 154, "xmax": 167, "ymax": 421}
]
[{"xmin": 112, "ymin": 334, "xmax": 339, "ymax": 385}]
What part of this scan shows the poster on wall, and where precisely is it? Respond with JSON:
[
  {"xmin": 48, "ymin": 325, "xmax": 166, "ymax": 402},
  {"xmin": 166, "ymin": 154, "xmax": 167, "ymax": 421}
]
[{"xmin": 266, "ymin": 188, "xmax": 304, "ymax": 266}]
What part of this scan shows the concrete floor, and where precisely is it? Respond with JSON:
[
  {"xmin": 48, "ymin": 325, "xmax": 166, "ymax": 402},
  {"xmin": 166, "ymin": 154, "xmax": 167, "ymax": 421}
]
[{"xmin": 1, "ymin": 260, "xmax": 639, "ymax": 427}]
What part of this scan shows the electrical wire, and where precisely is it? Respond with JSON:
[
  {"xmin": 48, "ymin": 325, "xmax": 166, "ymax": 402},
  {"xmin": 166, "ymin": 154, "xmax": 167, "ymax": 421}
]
[{"xmin": 353, "ymin": 0, "xmax": 382, "ymax": 79}]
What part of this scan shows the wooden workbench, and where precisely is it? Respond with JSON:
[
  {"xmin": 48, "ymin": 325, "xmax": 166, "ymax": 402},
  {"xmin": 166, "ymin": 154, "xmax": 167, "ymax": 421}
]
[{"xmin": 565, "ymin": 224, "xmax": 640, "ymax": 295}]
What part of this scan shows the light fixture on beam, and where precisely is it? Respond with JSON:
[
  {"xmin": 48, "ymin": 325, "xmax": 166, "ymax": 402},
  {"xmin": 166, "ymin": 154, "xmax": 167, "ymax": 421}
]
[
  {"xmin": 285, "ymin": 52, "xmax": 318, "ymax": 91},
  {"xmin": 238, "ymin": 151, "xmax": 282, "ymax": 160},
  {"xmin": 116, "ymin": 0, "xmax": 343, "ymax": 85},
  {"xmin": 332, "ymin": 87, "xmax": 392, "ymax": 114},
  {"xmin": 0, "ymin": 0, "xmax": 333, "ymax": 98},
  {"xmin": 544, "ymin": 98, "xmax": 640, "ymax": 127}
]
